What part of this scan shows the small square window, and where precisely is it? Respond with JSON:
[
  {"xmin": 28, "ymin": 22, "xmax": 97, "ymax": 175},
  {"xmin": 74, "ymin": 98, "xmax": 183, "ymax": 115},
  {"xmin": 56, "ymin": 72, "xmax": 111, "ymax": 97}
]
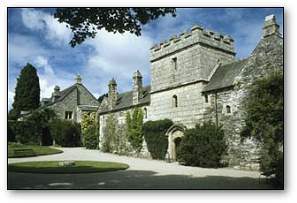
[{"xmin": 65, "ymin": 111, "xmax": 73, "ymax": 119}]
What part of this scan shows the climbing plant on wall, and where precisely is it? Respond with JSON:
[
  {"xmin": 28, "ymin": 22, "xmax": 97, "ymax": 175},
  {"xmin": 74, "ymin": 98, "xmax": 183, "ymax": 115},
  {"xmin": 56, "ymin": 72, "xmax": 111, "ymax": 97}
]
[
  {"xmin": 102, "ymin": 114, "xmax": 117, "ymax": 153},
  {"xmin": 126, "ymin": 108, "xmax": 144, "ymax": 153},
  {"xmin": 81, "ymin": 112, "xmax": 99, "ymax": 149}
]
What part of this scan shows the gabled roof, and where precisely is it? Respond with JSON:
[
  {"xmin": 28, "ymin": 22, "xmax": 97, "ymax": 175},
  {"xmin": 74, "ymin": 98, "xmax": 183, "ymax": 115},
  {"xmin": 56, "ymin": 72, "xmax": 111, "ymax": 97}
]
[
  {"xmin": 43, "ymin": 83, "xmax": 99, "ymax": 106},
  {"xmin": 202, "ymin": 59, "xmax": 248, "ymax": 93},
  {"xmin": 99, "ymin": 85, "xmax": 151, "ymax": 113}
]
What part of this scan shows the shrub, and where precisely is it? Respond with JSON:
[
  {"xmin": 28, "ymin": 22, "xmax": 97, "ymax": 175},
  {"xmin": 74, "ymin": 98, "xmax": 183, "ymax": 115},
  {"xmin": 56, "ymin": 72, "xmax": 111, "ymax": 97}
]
[
  {"xmin": 9, "ymin": 120, "xmax": 40, "ymax": 145},
  {"xmin": 84, "ymin": 124, "xmax": 99, "ymax": 149},
  {"xmin": 49, "ymin": 119, "xmax": 81, "ymax": 147},
  {"xmin": 241, "ymin": 71, "xmax": 283, "ymax": 188},
  {"xmin": 81, "ymin": 113, "xmax": 99, "ymax": 149},
  {"xmin": 143, "ymin": 119, "xmax": 173, "ymax": 160},
  {"xmin": 9, "ymin": 108, "xmax": 56, "ymax": 145},
  {"xmin": 177, "ymin": 121, "xmax": 227, "ymax": 168},
  {"xmin": 126, "ymin": 108, "xmax": 144, "ymax": 153}
]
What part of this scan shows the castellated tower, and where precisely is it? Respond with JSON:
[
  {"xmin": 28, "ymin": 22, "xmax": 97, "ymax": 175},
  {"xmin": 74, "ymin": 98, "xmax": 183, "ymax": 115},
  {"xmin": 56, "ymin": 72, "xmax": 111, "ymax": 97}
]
[
  {"xmin": 132, "ymin": 70, "xmax": 143, "ymax": 105},
  {"xmin": 148, "ymin": 25, "xmax": 236, "ymax": 127},
  {"xmin": 108, "ymin": 78, "xmax": 118, "ymax": 110}
]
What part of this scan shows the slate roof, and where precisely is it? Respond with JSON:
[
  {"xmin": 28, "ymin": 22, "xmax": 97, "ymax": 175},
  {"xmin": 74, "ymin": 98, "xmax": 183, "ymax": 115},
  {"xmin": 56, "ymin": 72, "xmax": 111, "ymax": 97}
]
[
  {"xmin": 100, "ymin": 85, "xmax": 151, "ymax": 113},
  {"xmin": 202, "ymin": 59, "xmax": 248, "ymax": 93}
]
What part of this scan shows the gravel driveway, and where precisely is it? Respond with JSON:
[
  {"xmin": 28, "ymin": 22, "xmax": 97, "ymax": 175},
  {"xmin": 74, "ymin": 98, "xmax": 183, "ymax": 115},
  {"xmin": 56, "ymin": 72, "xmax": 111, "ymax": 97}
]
[{"xmin": 8, "ymin": 147, "xmax": 272, "ymax": 189}]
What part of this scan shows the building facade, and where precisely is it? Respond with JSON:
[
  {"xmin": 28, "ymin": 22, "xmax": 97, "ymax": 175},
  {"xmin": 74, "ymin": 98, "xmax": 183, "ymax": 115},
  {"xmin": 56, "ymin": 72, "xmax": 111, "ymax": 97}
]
[
  {"xmin": 41, "ymin": 75, "xmax": 99, "ymax": 123},
  {"xmin": 96, "ymin": 15, "xmax": 283, "ymax": 170}
]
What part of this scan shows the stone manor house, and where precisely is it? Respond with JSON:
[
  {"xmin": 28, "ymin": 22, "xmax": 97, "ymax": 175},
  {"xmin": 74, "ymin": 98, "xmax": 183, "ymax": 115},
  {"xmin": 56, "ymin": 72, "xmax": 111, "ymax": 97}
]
[{"xmin": 42, "ymin": 15, "xmax": 283, "ymax": 170}]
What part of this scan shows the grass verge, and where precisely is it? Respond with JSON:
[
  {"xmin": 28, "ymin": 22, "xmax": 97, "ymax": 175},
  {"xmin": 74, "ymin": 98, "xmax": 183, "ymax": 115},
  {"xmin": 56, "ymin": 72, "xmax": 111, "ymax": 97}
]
[
  {"xmin": 8, "ymin": 161, "xmax": 129, "ymax": 174},
  {"xmin": 8, "ymin": 143, "xmax": 63, "ymax": 158}
]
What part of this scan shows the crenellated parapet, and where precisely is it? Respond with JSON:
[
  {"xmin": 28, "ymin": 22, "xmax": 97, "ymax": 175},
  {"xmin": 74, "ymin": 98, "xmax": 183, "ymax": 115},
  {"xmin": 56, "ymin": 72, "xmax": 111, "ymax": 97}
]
[{"xmin": 150, "ymin": 25, "xmax": 235, "ymax": 62}]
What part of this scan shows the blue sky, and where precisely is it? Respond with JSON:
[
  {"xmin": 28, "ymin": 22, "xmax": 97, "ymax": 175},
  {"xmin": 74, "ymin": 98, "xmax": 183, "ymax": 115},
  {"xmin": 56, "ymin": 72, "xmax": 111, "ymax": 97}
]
[{"xmin": 8, "ymin": 8, "xmax": 283, "ymax": 109}]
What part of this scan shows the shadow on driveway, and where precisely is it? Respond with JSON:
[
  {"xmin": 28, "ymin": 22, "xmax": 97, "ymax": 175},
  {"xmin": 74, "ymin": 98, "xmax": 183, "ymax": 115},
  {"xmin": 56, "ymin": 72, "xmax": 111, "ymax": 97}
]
[{"xmin": 8, "ymin": 169, "xmax": 274, "ymax": 189}]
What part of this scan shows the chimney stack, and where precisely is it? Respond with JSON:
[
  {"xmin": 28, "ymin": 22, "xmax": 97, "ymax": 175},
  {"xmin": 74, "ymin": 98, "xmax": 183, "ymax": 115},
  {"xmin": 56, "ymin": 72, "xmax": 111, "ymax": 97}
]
[
  {"xmin": 75, "ymin": 74, "xmax": 82, "ymax": 84},
  {"xmin": 263, "ymin": 15, "xmax": 281, "ymax": 38},
  {"xmin": 132, "ymin": 70, "xmax": 143, "ymax": 105},
  {"xmin": 108, "ymin": 78, "xmax": 117, "ymax": 109},
  {"xmin": 52, "ymin": 85, "xmax": 60, "ymax": 102}
]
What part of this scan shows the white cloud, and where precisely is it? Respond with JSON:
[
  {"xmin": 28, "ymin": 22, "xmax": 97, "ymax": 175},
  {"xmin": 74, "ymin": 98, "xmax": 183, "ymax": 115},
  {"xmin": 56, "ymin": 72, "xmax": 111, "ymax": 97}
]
[
  {"xmin": 83, "ymin": 30, "xmax": 153, "ymax": 94},
  {"xmin": 21, "ymin": 8, "xmax": 72, "ymax": 45},
  {"xmin": 33, "ymin": 55, "xmax": 76, "ymax": 99}
]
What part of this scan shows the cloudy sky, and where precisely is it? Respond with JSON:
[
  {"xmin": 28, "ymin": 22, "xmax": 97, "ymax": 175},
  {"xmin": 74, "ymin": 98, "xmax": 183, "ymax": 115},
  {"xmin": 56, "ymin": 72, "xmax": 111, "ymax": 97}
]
[{"xmin": 8, "ymin": 8, "xmax": 283, "ymax": 109}]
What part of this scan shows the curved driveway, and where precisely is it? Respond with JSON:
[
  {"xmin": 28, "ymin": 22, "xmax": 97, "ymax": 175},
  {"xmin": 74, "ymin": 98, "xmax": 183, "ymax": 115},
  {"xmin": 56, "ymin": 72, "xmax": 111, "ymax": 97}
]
[{"xmin": 8, "ymin": 147, "xmax": 272, "ymax": 189}]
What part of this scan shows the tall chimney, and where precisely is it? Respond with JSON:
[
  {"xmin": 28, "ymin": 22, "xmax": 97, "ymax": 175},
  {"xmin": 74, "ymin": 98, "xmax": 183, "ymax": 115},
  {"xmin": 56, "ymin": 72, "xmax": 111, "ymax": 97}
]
[
  {"xmin": 132, "ymin": 70, "xmax": 143, "ymax": 105},
  {"xmin": 263, "ymin": 15, "xmax": 281, "ymax": 38},
  {"xmin": 52, "ymin": 85, "xmax": 60, "ymax": 102},
  {"xmin": 108, "ymin": 78, "xmax": 117, "ymax": 109}
]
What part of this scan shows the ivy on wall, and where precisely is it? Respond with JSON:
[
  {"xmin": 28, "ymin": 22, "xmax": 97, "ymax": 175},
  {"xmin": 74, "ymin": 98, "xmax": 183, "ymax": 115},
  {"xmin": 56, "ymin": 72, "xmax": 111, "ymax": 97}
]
[
  {"xmin": 81, "ymin": 112, "xmax": 99, "ymax": 149},
  {"xmin": 126, "ymin": 108, "xmax": 144, "ymax": 153},
  {"xmin": 102, "ymin": 114, "xmax": 117, "ymax": 153}
]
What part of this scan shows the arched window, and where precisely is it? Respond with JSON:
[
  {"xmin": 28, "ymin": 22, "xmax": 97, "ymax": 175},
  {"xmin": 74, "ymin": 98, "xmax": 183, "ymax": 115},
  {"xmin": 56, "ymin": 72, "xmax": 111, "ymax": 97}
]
[
  {"xmin": 173, "ymin": 95, "xmax": 178, "ymax": 107},
  {"xmin": 226, "ymin": 105, "xmax": 231, "ymax": 113},
  {"xmin": 144, "ymin": 107, "xmax": 147, "ymax": 119}
]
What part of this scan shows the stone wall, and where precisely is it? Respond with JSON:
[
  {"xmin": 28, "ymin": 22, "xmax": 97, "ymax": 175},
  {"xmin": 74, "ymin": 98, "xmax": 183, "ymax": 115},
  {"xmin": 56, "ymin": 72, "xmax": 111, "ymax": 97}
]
[
  {"xmin": 148, "ymin": 82, "xmax": 209, "ymax": 128},
  {"xmin": 48, "ymin": 88, "xmax": 78, "ymax": 121},
  {"xmin": 204, "ymin": 88, "xmax": 260, "ymax": 170},
  {"xmin": 99, "ymin": 105, "xmax": 150, "ymax": 157}
]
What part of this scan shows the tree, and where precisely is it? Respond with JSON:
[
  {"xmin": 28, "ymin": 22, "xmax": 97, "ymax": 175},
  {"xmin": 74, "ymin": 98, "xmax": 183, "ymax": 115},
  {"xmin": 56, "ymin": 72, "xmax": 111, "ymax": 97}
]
[
  {"xmin": 241, "ymin": 70, "xmax": 283, "ymax": 187},
  {"xmin": 54, "ymin": 8, "xmax": 176, "ymax": 47},
  {"xmin": 12, "ymin": 63, "xmax": 40, "ymax": 118}
]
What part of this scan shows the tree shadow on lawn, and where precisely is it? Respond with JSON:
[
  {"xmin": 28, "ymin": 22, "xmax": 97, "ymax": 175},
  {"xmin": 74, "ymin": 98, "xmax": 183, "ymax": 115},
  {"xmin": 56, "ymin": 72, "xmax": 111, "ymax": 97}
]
[{"xmin": 8, "ymin": 169, "xmax": 277, "ymax": 190}]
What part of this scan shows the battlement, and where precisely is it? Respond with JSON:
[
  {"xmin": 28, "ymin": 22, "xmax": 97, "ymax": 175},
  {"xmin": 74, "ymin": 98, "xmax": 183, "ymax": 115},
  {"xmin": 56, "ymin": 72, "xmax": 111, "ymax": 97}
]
[{"xmin": 150, "ymin": 25, "xmax": 235, "ymax": 62}]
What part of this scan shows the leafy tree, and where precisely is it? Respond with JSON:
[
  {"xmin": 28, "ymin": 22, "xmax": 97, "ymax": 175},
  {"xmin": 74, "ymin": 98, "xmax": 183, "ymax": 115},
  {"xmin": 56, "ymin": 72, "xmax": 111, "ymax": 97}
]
[
  {"xmin": 241, "ymin": 70, "xmax": 283, "ymax": 187},
  {"xmin": 177, "ymin": 121, "xmax": 227, "ymax": 168},
  {"xmin": 12, "ymin": 63, "xmax": 40, "ymax": 118},
  {"xmin": 126, "ymin": 108, "xmax": 144, "ymax": 153},
  {"xmin": 54, "ymin": 8, "xmax": 176, "ymax": 47}
]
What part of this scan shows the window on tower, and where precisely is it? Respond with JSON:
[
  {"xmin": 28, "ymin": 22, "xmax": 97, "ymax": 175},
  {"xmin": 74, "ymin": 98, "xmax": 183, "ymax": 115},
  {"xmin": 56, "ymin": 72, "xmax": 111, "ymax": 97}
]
[
  {"xmin": 226, "ymin": 105, "xmax": 231, "ymax": 114},
  {"xmin": 173, "ymin": 95, "xmax": 178, "ymax": 107},
  {"xmin": 172, "ymin": 57, "xmax": 177, "ymax": 70}
]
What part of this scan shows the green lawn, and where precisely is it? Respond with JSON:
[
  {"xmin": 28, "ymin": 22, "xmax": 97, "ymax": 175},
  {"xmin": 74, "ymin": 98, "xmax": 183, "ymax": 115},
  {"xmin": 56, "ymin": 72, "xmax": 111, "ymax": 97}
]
[
  {"xmin": 8, "ymin": 161, "xmax": 129, "ymax": 174},
  {"xmin": 8, "ymin": 143, "xmax": 63, "ymax": 158}
]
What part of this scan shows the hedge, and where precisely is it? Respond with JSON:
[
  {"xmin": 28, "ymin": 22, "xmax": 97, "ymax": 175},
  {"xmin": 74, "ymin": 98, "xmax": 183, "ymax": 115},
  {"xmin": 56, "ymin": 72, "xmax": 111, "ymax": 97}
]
[{"xmin": 143, "ymin": 119, "xmax": 173, "ymax": 160}]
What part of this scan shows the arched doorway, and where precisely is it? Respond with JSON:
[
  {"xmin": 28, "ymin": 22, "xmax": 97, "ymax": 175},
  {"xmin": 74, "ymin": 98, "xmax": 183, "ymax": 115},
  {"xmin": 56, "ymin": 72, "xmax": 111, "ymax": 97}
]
[{"xmin": 166, "ymin": 124, "xmax": 186, "ymax": 161}]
